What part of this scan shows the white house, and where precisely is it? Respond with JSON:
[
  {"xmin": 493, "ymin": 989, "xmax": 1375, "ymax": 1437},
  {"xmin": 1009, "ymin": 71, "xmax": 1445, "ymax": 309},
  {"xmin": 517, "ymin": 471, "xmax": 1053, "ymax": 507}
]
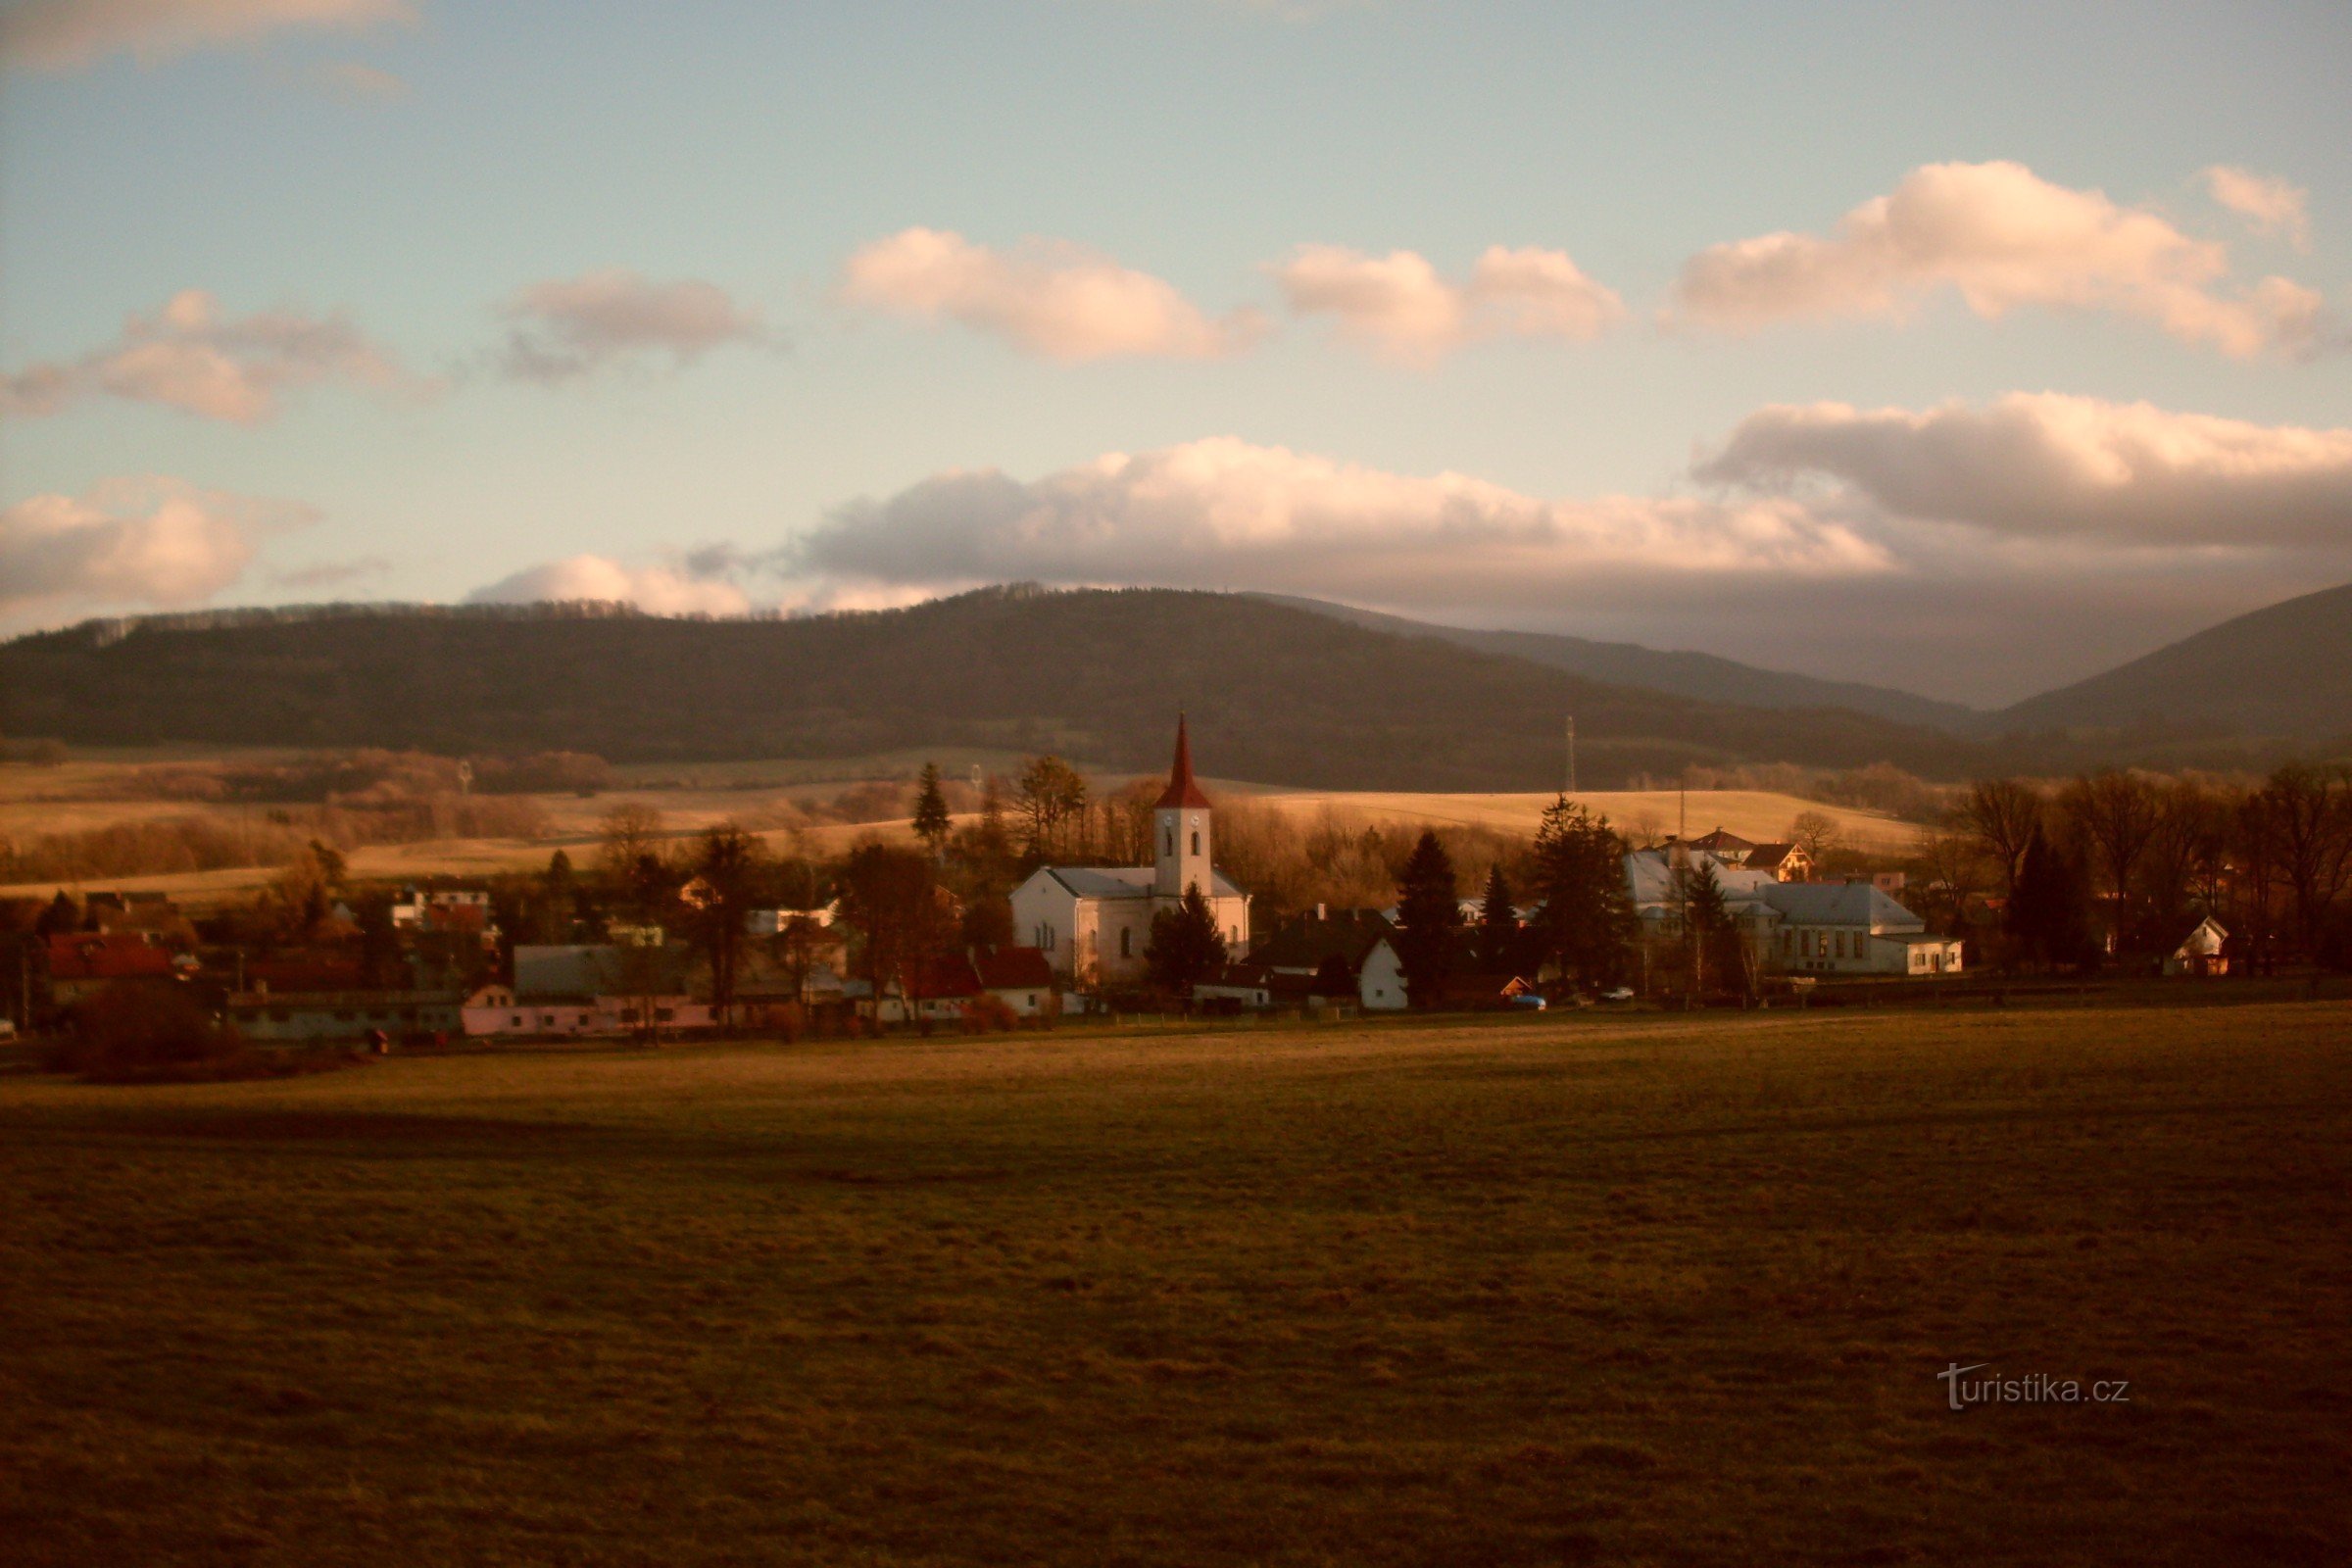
[
  {"xmin": 1247, "ymin": 907, "xmax": 1408, "ymax": 1011},
  {"xmin": 1624, "ymin": 847, "xmax": 1962, "ymax": 978},
  {"xmin": 1009, "ymin": 719, "xmax": 1250, "ymax": 987}
]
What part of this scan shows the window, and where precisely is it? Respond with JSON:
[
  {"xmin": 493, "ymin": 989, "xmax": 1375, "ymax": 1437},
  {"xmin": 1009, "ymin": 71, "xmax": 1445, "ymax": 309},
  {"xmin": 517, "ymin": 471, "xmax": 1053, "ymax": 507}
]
[
  {"xmin": 1165, "ymin": 828, "xmax": 1175, "ymax": 856},
  {"xmin": 1191, "ymin": 831, "xmax": 1200, "ymax": 855},
  {"xmin": 1120, "ymin": 928, "xmax": 1132, "ymax": 958},
  {"xmin": 656, "ymin": 1007, "xmax": 674, "ymax": 1022},
  {"xmin": 510, "ymin": 1013, "xmax": 523, "ymax": 1027}
]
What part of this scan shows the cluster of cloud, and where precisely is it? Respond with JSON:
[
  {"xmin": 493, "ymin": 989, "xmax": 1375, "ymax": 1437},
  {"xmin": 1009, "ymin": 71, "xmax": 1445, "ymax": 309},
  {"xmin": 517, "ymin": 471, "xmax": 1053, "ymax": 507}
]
[
  {"xmin": 2204, "ymin": 165, "xmax": 2310, "ymax": 250},
  {"xmin": 793, "ymin": 437, "xmax": 1890, "ymax": 594},
  {"xmin": 0, "ymin": 476, "xmax": 313, "ymax": 621},
  {"xmin": 840, "ymin": 228, "xmax": 1266, "ymax": 363},
  {"xmin": 1, "ymin": 0, "xmax": 413, "ymax": 71},
  {"xmin": 1696, "ymin": 392, "xmax": 2352, "ymax": 548},
  {"xmin": 496, "ymin": 270, "xmax": 771, "ymax": 384},
  {"xmin": 466, "ymin": 553, "xmax": 755, "ymax": 616},
  {"xmin": 1670, "ymin": 160, "xmax": 2327, "ymax": 358},
  {"xmin": 0, "ymin": 288, "xmax": 420, "ymax": 424},
  {"xmin": 1271, "ymin": 245, "xmax": 1625, "ymax": 363}
]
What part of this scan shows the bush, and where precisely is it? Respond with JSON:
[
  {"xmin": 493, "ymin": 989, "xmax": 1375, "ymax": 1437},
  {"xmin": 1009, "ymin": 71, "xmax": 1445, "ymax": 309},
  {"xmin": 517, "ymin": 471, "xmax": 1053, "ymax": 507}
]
[{"xmin": 53, "ymin": 982, "xmax": 249, "ymax": 1082}]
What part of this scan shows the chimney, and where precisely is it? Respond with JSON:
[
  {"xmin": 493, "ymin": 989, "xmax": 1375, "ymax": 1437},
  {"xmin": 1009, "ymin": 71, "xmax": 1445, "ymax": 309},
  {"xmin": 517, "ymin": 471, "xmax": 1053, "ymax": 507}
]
[{"xmin": 1315, "ymin": 903, "xmax": 1327, "ymax": 921}]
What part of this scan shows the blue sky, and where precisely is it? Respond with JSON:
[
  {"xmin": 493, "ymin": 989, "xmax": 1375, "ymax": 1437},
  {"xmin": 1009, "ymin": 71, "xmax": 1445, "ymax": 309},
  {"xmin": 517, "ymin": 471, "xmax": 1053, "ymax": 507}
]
[{"xmin": 4, "ymin": 0, "xmax": 2349, "ymax": 703}]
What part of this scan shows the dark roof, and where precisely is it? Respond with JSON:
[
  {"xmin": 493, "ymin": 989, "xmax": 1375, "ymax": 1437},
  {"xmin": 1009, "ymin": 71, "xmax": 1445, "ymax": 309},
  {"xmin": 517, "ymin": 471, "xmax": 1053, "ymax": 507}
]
[
  {"xmin": 46, "ymin": 932, "xmax": 174, "ymax": 982},
  {"xmin": 1249, "ymin": 908, "xmax": 1396, "ymax": 970},
  {"xmin": 1745, "ymin": 841, "xmax": 1801, "ymax": 868},
  {"xmin": 909, "ymin": 955, "xmax": 982, "ymax": 1001},
  {"xmin": 1687, "ymin": 827, "xmax": 1757, "ymax": 854},
  {"xmin": 1153, "ymin": 714, "xmax": 1214, "ymax": 809},
  {"xmin": 975, "ymin": 946, "xmax": 1054, "ymax": 990}
]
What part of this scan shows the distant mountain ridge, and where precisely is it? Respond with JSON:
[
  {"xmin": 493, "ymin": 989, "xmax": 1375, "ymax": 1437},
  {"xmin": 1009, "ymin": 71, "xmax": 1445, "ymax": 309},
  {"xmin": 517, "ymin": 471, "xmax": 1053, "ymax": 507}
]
[
  {"xmin": 0, "ymin": 587, "xmax": 1988, "ymax": 788},
  {"xmin": 1990, "ymin": 580, "xmax": 2352, "ymax": 743},
  {"xmin": 1257, "ymin": 595, "xmax": 1983, "ymax": 731}
]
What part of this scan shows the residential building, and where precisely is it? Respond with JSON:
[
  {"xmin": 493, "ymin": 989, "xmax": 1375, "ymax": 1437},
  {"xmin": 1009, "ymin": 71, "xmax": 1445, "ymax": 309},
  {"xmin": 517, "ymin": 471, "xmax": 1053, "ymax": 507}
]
[{"xmin": 1248, "ymin": 907, "xmax": 1408, "ymax": 1011}]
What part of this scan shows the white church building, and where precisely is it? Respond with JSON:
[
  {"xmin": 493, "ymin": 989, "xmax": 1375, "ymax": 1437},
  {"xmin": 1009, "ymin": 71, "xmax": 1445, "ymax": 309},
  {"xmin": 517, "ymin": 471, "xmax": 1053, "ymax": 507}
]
[{"xmin": 1010, "ymin": 718, "xmax": 1250, "ymax": 987}]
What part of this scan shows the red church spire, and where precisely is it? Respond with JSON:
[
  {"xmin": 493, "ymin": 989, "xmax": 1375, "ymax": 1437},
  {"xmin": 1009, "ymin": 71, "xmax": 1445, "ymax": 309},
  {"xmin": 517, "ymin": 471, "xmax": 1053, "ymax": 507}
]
[{"xmin": 1153, "ymin": 713, "xmax": 1213, "ymax": 808}]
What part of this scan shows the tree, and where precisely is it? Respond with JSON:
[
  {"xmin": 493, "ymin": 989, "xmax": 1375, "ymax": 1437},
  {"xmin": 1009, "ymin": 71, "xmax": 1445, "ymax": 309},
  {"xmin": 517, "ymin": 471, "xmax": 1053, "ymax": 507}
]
[
  {"xmin": 770, "ymin": 913, "xmax": 828, "ymax": 1006},
  {"xmin": 1683, "ymin": 859, "xmax": 1732, "ymax": 995},
  {"xmin": 597, "ymin": 804, "xmax": 665, "ymax": 897},
  {"xmin": 2057, "ymin": 770, "xmax": 2161, "ymax": 954},
  {"xmin": 1476, "ymin": 863, "xmax": 1517, "ymax": 972},
  {"xmin": 1529, "ymin": 797, "xmax": 1636, "ymax": 990},
  {"xmin": 1392, "ymin": 829, "xmax": 1461, "ymax": 1009},
  {"xmin": 837, "ymin": 843, "xmax": 942, "ymax": 1028},
  {"xmin": 1310, "ymin": 954, "xmax": 1355, "ymax": 1000},
  {"xmin": 1788, "ymin": 810, "xmax": 1842, "ymax": 862},
  {"xmin": 1015, "ymin": 756, "xmax": 1088, "ymax": 862},
  {"xmin": 2008, "ymin": 826, "xmax": 2096, "ymax": 972},
  {"xmin": 1146, "ymin": 882, "xmax": 1226, "ymax": 1001},
  {"xmin": 683, "ymin": 821, "xmax": 765, "ymax": 1030},
  {"xmin": 35, "ymin": 891, "xmax": 79, "ymax": 937},
  {"xmin": 912, "ymin": 763, "xmax": 953, "ymax": 861},
  {"xmin": 2255, "ymin": 763, "xmax": 2352, "ymax": 963},
  {"xmin": 1954, "ymin": 778, "xmax": 2044, "ymax": 900}
]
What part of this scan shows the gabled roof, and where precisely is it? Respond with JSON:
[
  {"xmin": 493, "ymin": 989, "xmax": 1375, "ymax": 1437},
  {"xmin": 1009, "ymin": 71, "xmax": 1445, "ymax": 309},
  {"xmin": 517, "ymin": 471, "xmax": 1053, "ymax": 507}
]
[
  {"xmin": 1758, "ymin": 880, "xmax": 1925, "ymax": 931},
  {"xmin": 1044, "ymin": 865, "xmax": 1246, "ymax": 900},
  {"xmin": 1153, "ymin": 715, "xmax": 1214, "ymax": 809},
  {"xmin": 1744, "ymin": 842, "xmax": 1803, "ymax": 870},
  {"xmin": 909, "ymin": 955, "xmax": 982, "ymax": 1001},
  {"xmin": 1250, "ymin": 908, "xmax": 1396, "ymax": 971},
  {"xmin": 46, "ymin": 932, "xmax": 174, "ymax": 982},
  {"xmin": 975, "ymin": 946, "xmax": 1054, "ymax": 990},
  {"xmin": 1687, "ymin": 827, "xmax": 1757, "ymax": 855}
]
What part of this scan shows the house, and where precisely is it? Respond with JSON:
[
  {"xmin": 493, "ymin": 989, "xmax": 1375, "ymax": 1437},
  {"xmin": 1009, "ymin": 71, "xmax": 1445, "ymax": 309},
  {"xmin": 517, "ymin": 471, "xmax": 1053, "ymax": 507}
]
[
  {"xmin": 1009, "ymin": 718, "xmax": 1250, "ymax": 988},
  {"xmin": 1248, "ymin": 907, "xmax": 1408, "ymax": 1011},
  {"xmin": 1743, "ymin": 843, "xmax": 1811, "ymax": 882},
  {"xmin": 1623, "ymin": 849, "xmax": 1962, "ymax": 978},
  {"xmin": 464, "ymin": 942, "xmax": 713, "ymax": 1037},
  {"xmin": 390, "ymin": 887, "xmax": 493, "ymax": 932},
  {"xmin": 230, "ymin": 988, "xmax": 463, "ymax": 1043},
  {"xmin": 1685, "ymin": 828, "xmax": 1758, "ymax": 866},
  {"xmin": 2164, "ymin": 916, "xmax": 2230, "ymax": 977},
  {"xmin": 974, "ymin": 946, "xmax": 1057, "ymax": 1018},
  {"xmin": 44, "ymin": 931, "xmax": 183, "ymax": 1005}
]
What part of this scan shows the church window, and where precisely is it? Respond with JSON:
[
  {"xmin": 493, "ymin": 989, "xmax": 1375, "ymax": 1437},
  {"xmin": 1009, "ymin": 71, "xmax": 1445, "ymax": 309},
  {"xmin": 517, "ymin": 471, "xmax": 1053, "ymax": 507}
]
[
  {"xmin": 1120, "ymin": 928, "xmax": 1131, "ymax": 958},
  {"xmin": 1165, "ymin": 828, "xmax": 1174, "ymax": 856},
  {"xmin": 1191, "ymin": 831, "xmax": 1200, "ymax": 855}
]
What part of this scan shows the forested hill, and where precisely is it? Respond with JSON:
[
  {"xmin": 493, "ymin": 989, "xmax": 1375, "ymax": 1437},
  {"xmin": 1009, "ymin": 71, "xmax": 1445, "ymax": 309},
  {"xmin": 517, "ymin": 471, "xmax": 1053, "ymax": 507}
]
[
  {"xmin": 1992, "ymin": 580, "xmax": 2352, "ymax": 743},
  {"xmin": 0, "ymin": 587, "xmax": 1993, "ymax": 789}
]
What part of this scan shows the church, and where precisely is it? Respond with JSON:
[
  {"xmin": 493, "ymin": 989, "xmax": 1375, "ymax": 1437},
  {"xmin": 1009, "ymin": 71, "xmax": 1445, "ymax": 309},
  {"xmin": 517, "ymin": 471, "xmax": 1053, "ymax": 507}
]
[{"xmin": 1009, "ymin": 718, "xmax": 1250, "ymax": 986}]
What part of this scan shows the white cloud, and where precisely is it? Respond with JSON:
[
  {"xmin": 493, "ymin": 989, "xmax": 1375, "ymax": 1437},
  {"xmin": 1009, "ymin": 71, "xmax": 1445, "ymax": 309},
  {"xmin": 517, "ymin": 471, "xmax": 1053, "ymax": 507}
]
[
  {"xmin": 0, "ymin": 476, "xmax": 314, "ymax": 620},
  {"xmin": 0, "ymin": 288, "xmax": 421, "ymax": 423},
  {"xmin": 794, "ymin": 438, "xmax": 1888, "ymax": 606},
  {"xmin": 2204, "ymin": 165, "xmax": 2311, "ymax": 251},
  {"xmin": 1273, "ymin": 244, "xmax": 1624, "ymax": 362},
  {"xmin": 496, "ymin": 270, "xmax": 771, "ymax": 384},
  {"xmin": 466, "ymin": 555, "xmax": 755, "ymax": 616},
  {"xmin": 2, "ymin": 0, "xmax": 413, "ymax": 71},
  {"xmin": 1696, "ymin": 393, "xmax": 2352, "ymax": 548},
  {"xmin": 1671, "ymin": 160, "xmax": 2327, "ymax": 358},
  {"xmin": 839, "ymin": 227, "xmax": 1265, "ymax": 362}
]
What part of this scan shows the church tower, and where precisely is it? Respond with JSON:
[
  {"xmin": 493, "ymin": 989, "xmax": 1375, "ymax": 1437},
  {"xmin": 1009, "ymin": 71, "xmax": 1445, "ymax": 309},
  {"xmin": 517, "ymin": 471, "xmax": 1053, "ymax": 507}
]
[{"xmin": 1152, "ymin": 715, "xmax": 1214, "ymax": 900}]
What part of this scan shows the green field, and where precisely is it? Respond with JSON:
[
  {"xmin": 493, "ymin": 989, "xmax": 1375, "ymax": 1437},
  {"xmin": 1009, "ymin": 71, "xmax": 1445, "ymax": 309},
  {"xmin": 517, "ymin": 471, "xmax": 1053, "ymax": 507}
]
[{"xmin": 3, "ymin": 1004, "xmax": 2347, "ymax": 1566}]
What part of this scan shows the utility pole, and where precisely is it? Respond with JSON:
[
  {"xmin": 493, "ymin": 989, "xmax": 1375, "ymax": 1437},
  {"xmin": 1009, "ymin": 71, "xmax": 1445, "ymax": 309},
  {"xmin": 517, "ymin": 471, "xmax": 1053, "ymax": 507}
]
[{"xmin": 1564, "ymin": 715, "xmax": 1577, "ymax": 796}]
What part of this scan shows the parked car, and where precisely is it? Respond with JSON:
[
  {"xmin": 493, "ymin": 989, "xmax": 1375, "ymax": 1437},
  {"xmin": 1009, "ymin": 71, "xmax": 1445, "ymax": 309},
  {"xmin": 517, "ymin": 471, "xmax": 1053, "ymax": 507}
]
[
  {"xmin": 1509, "ymin": 993, "xmax": 1546, "ymax": 1010},
  {"xmin": 1600, "ymin": 987, "xmax": 1636, "ymax": 1003}
]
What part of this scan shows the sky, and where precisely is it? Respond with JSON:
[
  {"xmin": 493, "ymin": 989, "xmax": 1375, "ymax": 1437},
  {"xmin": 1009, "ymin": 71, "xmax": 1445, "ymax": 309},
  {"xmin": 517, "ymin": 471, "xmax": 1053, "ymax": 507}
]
[{"xmin": 3, "ymin": 0, "xmax": 2349, "ymax": 706}]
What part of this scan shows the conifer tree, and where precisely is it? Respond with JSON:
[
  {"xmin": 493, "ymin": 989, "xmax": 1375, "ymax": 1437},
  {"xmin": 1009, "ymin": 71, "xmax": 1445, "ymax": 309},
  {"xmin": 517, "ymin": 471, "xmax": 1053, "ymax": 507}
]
[
  {"xmin": 912, "ymin": 762, "xmax": 952, "ymax": 861},
  {"xmin": 1477, "ymin": 862, "xmax": 1517, "ymax": 972},
  {"xmin": 1394, "ymin": 829, "xmax": 1460, "ymax": 1008},
  {"xmin": 1146, "ymin": 882, "xmax": 1225, "ymax": 1000}
]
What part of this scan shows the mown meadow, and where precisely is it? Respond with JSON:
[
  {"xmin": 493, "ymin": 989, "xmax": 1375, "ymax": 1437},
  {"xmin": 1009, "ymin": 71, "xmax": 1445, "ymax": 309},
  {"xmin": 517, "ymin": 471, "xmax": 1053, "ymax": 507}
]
[{"xmin": 2, "ymin": 1003, "xmax": 2346, "ymax": 1566}]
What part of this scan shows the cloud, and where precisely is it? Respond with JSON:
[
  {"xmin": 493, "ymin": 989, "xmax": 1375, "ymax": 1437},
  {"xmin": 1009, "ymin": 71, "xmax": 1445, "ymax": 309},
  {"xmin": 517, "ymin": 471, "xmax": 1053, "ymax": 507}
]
[
  {"xmin": 0, "ymin": 288, "xmax": 421, "ymax": 423},
  {"xmin": 310, "ymin": 57, "xmax": 404, "ymax": 101},
  {"xmin": 2, "ymin": 0, "xmax": 414, "ymax": 71},
  {"xmin": 793, "ymin": 438, "xmax": 1889, "ymax": 609},
  {"xmin": 1273, "ymin": 244, "xmax": 1624, "ymax": 362},
  {"xmin": 1696, "ymin": 393, "xmax": 2352, "ymax": 549},
  {"xmin": 2204, "ymin": 165, "xmax": 2311, "ymax": 250},
  {"xmin": 268, "ymin": 555, "xmax": 390, "ymax": 590},
  {"xmin": 839, "ymin": 227, "xmax": 1265, "ymax": 362},
  {"xmin": 466, "ymin": 554, "xmax": 755, "ymax": 616},
  {"xmin": 0, "ymin": 476, "xmax": 314, "ymax": 620},
  {"xmin": 496, "ymin": 270, "xmax": 771, "ymax": 384},
  {"xmin": 1670, "ymin": 160, "xmax": 2327, "ymax": 357}
]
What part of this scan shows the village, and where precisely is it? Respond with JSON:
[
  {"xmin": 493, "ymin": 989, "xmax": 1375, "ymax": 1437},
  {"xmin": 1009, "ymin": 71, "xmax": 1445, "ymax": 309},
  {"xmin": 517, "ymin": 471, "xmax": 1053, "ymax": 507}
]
[{"xmin": 9, "ymin": 716, "xmax": 2284, "ymax": 1067}]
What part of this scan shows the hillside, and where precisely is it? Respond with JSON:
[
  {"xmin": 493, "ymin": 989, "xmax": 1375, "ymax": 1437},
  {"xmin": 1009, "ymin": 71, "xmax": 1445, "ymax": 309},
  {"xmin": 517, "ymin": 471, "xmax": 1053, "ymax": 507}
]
[
  {"xmin": 0, "ymin": 588, "xmax": 1989, "ymax": 789},
  {"xmin": 1259, "ymin": 594, "xmax": 1981, "ymax": 731},
  {"xmin": 1994, "ymin": 580, "xmax": 2352, "ymax": 743}
]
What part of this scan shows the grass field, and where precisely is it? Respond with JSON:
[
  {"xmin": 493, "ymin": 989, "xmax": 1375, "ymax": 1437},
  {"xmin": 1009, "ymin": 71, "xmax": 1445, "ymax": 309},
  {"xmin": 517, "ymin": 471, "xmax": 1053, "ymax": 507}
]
[{"xmin": 2, "ymin": 1002, "xmax": 2345, "ymax": 1566}]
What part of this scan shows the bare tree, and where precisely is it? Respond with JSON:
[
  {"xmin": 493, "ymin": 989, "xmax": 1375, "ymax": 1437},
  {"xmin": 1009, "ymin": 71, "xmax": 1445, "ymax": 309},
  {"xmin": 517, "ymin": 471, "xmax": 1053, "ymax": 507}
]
[
  {"xmin": 1953, "ymin": 778, "xmax": 2043, "ymax": 899},
  {"xmin": 1788, "ymin": 810, "xmax": 1842, "ymax": 862},
  {"xmin": 2057, "ymin": 771, "xmax": 2162, "ymax": 953},
  {"xmin": 2256, "ymin": 763, "xmax": 2352, "ymax": 962}
]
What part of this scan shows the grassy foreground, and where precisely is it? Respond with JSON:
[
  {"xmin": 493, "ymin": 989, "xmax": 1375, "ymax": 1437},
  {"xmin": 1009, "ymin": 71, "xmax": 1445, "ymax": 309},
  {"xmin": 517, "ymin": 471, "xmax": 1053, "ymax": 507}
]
[{"xmin": 2, "ymin": 1004, "xmax": 2347, "ymax": 1566}]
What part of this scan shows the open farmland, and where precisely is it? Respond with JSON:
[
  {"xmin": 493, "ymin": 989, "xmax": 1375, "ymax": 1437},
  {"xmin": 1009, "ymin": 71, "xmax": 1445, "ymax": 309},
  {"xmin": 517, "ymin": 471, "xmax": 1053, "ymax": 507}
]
[
  {"xmin": 2, "ymin": 1001, "xmax": 2345, "ymax": 1567},
  {"xmin": 1229, "ymin": 786, "xmax": 1918, "ymax": 854}
]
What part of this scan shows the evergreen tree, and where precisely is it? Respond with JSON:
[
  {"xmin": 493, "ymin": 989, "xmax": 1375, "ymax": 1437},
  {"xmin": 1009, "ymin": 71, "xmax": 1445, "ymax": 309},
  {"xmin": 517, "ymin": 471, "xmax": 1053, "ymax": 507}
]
[
  {"xmin": 2009, "ymin": 826, "xmax": 2096, "ymax": 971},
  {"xmin": 35, "ymin": 891, "xmax": 79, "ymax": 937},
  {"xmin": 1683, "ymin": 859, "xmax": 1731, "ymax": 994},
  {"xmin": 1311, "ymin": 953, "xmax": 1356, "ymax": 999},
  {"xmin": 1146, "ymin": 882, "xmax": 1225, "ymax": 999},
  {"xmin": 1476, "ymin": 863, "xmax": 1516, "ymax": 972},
  {"xmin": 912, "ymin": 762, "xmax": 953, "ymax": 861},
  {"xmin": 1529, "ymin": 797, "xmax": 1637, "ymax": 988},
  {"xmin": 1394, "ymin": 829, "xmax": 1460, "ymax": 1008}
]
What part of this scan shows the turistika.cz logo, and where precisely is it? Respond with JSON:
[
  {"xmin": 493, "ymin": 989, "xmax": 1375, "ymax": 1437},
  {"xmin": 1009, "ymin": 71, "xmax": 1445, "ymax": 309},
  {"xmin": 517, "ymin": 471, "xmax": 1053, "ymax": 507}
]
[{"xmin": 1937, "ymin": 1363, "xmax": 2132, "ymax": 1411}]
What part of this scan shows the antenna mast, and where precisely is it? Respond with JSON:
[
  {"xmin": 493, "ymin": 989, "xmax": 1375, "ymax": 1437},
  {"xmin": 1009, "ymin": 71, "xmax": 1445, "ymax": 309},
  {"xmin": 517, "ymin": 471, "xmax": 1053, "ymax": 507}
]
[{"xmin": 1565, "ymin": 715, "xmax": 1577, "ymax": 796}]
